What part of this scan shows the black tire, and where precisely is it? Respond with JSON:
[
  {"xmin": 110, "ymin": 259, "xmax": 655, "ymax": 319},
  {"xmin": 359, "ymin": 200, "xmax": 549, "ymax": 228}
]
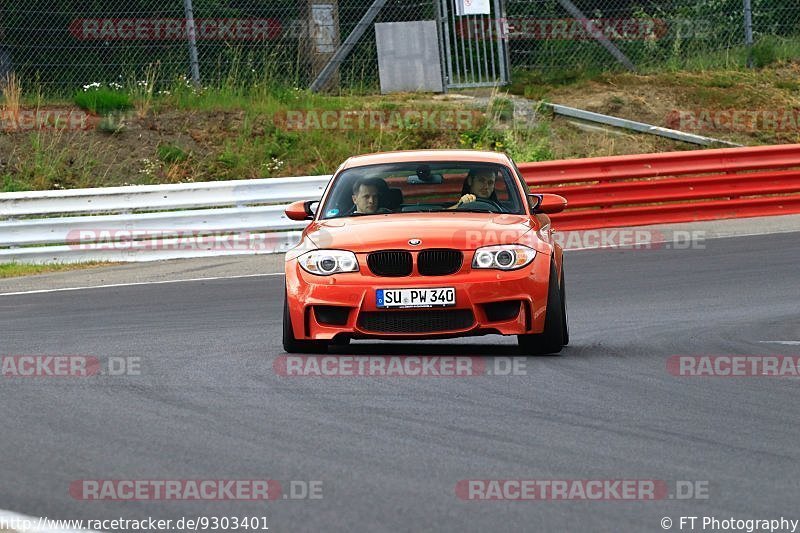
[
  {"xmin": 518, "ymin": 261, "xmax": 564, "ymax": 355},
  {"xmin": 560, "ymin": 261, "xmax": 569, "ymax": 346},
  {"xmin": 283, "ymin": 292, "xmax": 328, "ymax": 354},
  {"xmin": 331, "ymin": 336, "xmax": 351, "ymax": 346}
]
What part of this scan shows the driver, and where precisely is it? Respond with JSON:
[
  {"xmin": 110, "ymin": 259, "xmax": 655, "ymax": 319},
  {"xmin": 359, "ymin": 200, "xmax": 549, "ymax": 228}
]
[
  {"xmin": 450, "ymin": 168, "xmax": 499, "ymax": 209},
  {"xmin": 351, "ymin": 177, "xmax": 391, "ymax": 215}
]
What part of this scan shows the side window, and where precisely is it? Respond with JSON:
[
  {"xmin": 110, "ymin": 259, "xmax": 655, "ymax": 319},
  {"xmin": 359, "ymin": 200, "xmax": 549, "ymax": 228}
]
[
  {"xmin": 492, "ymin": 173, "xmax": 509, "ymax": 201},
  {"xmin": 510, "ymin": 159, "xmax": 534, "ymax": 211},
  {"xmin": 325, "ymin": 174, "xmax": 358, "ymax": 218},
  {"xmin": 511, "ymin": 159, "xmax": 531, "ymax": 195}
]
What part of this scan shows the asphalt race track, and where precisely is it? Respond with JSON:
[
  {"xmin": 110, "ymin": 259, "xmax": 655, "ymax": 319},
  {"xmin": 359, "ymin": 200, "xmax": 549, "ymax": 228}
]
[{"xmin": 1, "ymin": 232, "xmax": 799, "ymax": 532}]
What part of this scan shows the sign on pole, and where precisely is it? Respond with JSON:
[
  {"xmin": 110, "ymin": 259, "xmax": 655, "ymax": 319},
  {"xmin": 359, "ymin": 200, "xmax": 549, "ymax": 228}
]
[{"xmin": 455, "ymin": 0, "xmax": 490, "ymax": 16}]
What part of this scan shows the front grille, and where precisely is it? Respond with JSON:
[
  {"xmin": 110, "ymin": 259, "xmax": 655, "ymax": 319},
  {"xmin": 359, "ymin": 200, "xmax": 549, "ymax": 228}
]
[
  {"xmin": 418, "ymin": 249, "xmax": 463, "ymax": 276},
  {"xmin": 368, "ymin": 250, "xmax": 412, "ymax": 277},
  {"xmin": 358, "ymin": 309, "xmax": 475, "ymax": 333}
]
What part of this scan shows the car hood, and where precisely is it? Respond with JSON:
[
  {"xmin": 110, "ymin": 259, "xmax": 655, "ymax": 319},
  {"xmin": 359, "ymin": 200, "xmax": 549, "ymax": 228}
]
[{"xmin": 303, "ymin": 213, "xmax": 536, "ymax": 252}]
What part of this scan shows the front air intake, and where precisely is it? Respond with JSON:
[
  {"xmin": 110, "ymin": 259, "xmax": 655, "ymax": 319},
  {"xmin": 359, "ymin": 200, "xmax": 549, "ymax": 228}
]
[{"xmin": 357, "ymin": 309, "xmax": 475, "ymax": 333}]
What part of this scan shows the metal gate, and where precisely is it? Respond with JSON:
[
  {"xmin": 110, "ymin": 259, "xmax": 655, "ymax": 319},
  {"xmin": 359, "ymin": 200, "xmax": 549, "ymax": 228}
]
[{"xmin": 435, "ymin": 0, "xmax": 510, "ymax": 89}]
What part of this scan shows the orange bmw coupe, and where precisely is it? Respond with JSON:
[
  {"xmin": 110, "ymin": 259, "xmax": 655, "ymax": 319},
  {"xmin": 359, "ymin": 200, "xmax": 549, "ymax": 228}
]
[{"xmin": 283, "ymin": 150, "xmax": 568, "ymax": 355}]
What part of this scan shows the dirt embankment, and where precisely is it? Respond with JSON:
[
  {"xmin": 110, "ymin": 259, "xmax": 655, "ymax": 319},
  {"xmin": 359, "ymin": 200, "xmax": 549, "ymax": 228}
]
[{"xmin": 3, "ymin": 63, "xmax": 800, "ymax": 191}]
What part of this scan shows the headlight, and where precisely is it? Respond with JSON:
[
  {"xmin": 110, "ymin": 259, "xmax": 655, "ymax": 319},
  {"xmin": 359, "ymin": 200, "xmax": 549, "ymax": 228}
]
[
  {"xmin": 298, "ymin": 250, "xmax": 359, "ymax": 275},
  {"xmin": 472, "ymin": 245, "xmax": 535, "ymax": 270}
]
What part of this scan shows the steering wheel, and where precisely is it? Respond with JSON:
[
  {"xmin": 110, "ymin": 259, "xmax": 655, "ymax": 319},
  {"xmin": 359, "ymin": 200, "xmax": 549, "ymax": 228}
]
[{"xmin": 457, "ymin": 197, "xmax": 504, "ymax": 212}]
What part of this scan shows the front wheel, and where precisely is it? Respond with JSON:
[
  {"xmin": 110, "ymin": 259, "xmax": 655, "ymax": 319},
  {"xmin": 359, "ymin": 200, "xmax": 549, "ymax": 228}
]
[
  {"xmin": 283, "ymin": 292, "xmax": 328, "ymax": 354},
  {"xmin": 560, "ymin": 260, "xmax": 569, "ymax": 346},
  {"xmin": 517, "ymin": 261, "xmax": 564, "ymax": 355}
]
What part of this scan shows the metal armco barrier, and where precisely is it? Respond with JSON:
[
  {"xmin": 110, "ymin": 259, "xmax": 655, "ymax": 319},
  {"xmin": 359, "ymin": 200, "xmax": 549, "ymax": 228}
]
[
  {"xmin": 519, "ymin": 143, "xmax": 800, "ymax": 231},
  {"xmin": 0, "ymin": 175, "xmax": 330, "ymax": 264},
  {"xmin": 2, "ymin": 144, "xmax": 800, "ymax": 263}
]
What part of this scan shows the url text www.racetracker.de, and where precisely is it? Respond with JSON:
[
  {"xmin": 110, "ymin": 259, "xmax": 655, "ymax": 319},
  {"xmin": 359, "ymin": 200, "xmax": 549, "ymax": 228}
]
[{"xmin": 0, "ymin": 515, "xmax": 270, "ymax": 531}]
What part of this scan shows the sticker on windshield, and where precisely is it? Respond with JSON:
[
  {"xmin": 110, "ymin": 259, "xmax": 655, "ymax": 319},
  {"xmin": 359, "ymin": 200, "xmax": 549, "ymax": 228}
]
[{"xmin": 326, "ymin": 208, "xmax": 339, "ymax": 217}]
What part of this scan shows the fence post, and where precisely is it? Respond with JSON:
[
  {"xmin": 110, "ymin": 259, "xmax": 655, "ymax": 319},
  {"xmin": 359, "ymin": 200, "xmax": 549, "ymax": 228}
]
[
  {"xmin": 434, "ymin": 0, "xmax": 450, "ymax": 93},
  {"xmin": 183, "ymin": 0, "xmax": 202, "ymax": 85},
  {"xmin": 306, "ymin": 0, "xmax": 342, "ymax": 91},
  {"xmin": 743, "ymin": 0, "xmax": 754, "ymax": 68},
  {"xmin": 309, "ymin": 0, "xmax": 390, "ymax": 92}
]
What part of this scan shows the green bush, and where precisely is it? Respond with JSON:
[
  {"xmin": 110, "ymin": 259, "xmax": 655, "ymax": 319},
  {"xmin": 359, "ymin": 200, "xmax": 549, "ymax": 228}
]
[
  {"xmin": 751, "ymin": 38, "xmax": 779, "ymax": 68},
  {"xmin": 2, "ymin": 174, "xmax": 24, "ymax": 193},
  {"xmin": 490, "ymin": 98, "xmax": 515, "ymax": 122},
  {"xmin": 74, "ymin": 88, "xmax": 133, "ymax": 115},
  {"xmin": 157, "ymin": 144, "xmax": 190, "ymax": 164}
]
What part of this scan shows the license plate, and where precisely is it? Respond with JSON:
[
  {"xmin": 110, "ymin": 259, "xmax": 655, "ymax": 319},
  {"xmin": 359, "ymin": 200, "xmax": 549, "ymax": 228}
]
[{"xmin": 376, "ymin": 287, "xmax": 455, "ymax": 308}]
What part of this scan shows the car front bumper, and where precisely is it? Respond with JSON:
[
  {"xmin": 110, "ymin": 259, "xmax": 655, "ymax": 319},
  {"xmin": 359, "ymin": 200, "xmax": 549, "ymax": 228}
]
[{"xmin": 285, "ymin": 252, "xmax": 552, "ymax": 341}]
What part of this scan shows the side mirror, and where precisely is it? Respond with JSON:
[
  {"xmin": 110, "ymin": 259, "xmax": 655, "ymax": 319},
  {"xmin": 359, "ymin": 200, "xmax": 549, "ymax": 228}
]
[
  {"xmin": 285, "ymin": 200, "xmax": 318, "ymax": 221},
  {"xmin": 529, "ymin": 193, "xmax": 567, "ymax": 214}
]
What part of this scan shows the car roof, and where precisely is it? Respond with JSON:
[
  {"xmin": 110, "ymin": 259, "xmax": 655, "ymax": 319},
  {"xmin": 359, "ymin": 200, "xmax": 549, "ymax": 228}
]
[{"xmin": 339, "ymin": 150, "xmax": 512, "ymax": 170}]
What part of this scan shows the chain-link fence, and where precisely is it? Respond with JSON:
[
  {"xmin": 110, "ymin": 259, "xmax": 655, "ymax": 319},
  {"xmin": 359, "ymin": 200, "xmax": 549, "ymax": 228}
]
[
  {"xmin": 1, "ymin": 0, "xmax": 799, "ymax": 94},
  {"xmin": 0, "ymin": 0, "xmax": 433, "ymax": 92},
  {"xmin": 508, "ymin": 0, "xmax": 800, "ymax": 72}
]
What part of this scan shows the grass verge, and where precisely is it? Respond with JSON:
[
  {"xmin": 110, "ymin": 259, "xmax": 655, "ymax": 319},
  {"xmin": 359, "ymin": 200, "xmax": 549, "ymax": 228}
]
[
  {"xmin": 3, "ymin": 36, "xmax": 800, "ymax": 192},
  {"xmin": 0, "ymin": 262, "xmax": 120, "ymax": 279}
]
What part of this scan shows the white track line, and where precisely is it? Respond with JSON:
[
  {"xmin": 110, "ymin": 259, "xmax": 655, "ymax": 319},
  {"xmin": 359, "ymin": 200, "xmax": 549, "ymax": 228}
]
[
  {"xmin": 0, "ymin": 508, "xmax": 99, "ymax": 533},
  {"xmin": 758, "ymin": 341, "xmax": 800, "ymax": 345},
  {"xmin": 0, "ymin": 273, "xmax": 284, "ymax": 297}
]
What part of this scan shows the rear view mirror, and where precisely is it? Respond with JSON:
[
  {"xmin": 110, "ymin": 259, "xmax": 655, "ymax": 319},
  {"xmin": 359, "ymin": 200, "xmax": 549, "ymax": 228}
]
[
  {"xmin": 408, "ymin": 164, "xmax": 443, "ymax": 184},
  {"xmin": 407, "ymin": 173, "xmax": 443, "ymax": 185}
]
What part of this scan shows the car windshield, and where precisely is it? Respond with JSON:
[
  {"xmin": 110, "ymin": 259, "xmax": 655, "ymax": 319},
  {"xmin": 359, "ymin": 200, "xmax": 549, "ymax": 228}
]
[{"xmin": 319, "ymin": 162, "xmax": 525, "ymax": 219}]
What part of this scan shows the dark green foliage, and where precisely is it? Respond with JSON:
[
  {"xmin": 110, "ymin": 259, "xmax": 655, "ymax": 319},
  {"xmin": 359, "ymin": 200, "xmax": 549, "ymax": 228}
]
[{"xmin": 74, "ymin": 87, "xmax": 133, "ymax": 114}]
